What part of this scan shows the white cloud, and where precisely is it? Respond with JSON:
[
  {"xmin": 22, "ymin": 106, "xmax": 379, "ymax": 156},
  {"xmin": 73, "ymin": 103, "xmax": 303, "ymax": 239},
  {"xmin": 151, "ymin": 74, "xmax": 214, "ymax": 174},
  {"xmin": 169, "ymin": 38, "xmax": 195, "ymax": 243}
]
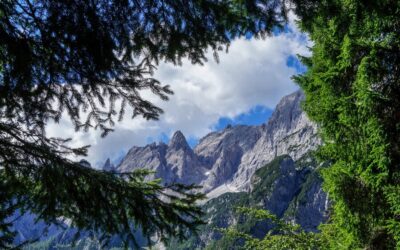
[{"xmin": 46, "ymin": 17, "xmax": 311, "ymax": 167}]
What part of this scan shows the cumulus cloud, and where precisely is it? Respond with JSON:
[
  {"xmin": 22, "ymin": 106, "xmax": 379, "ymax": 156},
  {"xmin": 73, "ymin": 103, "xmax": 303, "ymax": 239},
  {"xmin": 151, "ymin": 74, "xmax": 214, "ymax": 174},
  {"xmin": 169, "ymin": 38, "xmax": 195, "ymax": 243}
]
[{"xmin": 46, "ymin": 16, "xmax": 311, "ymax": 167}]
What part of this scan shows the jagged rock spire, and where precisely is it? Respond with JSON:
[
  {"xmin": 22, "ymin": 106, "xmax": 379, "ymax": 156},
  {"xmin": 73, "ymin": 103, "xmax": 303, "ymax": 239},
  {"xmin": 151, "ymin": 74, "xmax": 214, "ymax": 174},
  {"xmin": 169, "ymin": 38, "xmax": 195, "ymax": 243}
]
[
  {"xmin": 168, "ymin": 130, "xmax": 190, "ymax": 150},
  {"xmin": 117, "ymin": 90, "xmax": 318, "ymax": 191},
  {"xmin": 103, "ymin": 158, "xmax": 115, "ymax": 172}
]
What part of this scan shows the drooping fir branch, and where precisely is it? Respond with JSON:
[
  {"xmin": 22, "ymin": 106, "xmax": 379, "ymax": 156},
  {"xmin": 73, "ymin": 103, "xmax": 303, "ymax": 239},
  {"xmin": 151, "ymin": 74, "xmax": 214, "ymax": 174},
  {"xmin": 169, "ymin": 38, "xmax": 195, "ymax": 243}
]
[
  {"xmin": 0, "ymin": 116, "xmax": 206, "ymax": 248},
  {"xmin": 0, "ymin": 0, "xmax": 288, "ymax": 137},
  {"xmin": 0, "ymin": 0, "xmax": 289, "ymax": 248}
]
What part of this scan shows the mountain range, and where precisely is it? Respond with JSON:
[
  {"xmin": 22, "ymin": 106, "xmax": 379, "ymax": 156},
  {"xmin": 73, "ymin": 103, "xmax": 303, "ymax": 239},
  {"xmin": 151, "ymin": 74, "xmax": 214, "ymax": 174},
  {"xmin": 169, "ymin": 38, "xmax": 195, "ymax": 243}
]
[
  {"xmin": 115, "ymin": 90, "xmax": 320, "ymax": 193},
  {"xmin": 12, "ymin": 90, "xmax": 329, "ymax": 249}
]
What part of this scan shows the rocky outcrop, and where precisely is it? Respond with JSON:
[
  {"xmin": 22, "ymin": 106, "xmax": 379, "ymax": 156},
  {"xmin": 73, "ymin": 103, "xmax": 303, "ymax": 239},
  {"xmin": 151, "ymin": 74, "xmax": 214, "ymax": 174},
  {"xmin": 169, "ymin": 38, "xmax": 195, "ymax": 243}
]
[
  {"xmin": 167, "ymin": 154, "xmax": 329, "ymax": 249},
  {"xmin": 12, "ymin": 90, "xmax": 328, "ymax": 249},
  {"xmin": 164, "ymin": 131, "xmax": 209, "ymax": 185},
  {"xmin": 195, "ymin": 125, "xmax": 262, "ymax": 191},
  {"xmin": 117, "ymin": 131, "xmax": 209, "ymax": 185},
  {"xmin": 286, "ymin": 171, "xmax": 330, "ymax": 232},
  {"xmin": 115, "ymin": 90, "xmax": 320, "ymax": 193},
  {"xmin": 230, "ymin": 90, "xmax": 320, "ymax": 190},
  {"xmin": 254, "ymin": 156, "xmax": 305, "ymax": 217},
  {"xmin": 103, "ymin": 158, "xmax": 116, "ymax": 172}
]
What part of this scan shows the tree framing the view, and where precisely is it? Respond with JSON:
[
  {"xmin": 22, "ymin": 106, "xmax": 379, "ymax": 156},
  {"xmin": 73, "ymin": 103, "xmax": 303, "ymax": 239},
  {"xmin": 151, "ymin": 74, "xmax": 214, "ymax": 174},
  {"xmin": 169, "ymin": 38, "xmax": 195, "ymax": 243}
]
[
  {"xmin": 2, "ymin": 0, "xmax": 400, "ymax": 249},
  {"xmin": 0, "ymin": 0, "xmax": 287, "ymax": 248}
]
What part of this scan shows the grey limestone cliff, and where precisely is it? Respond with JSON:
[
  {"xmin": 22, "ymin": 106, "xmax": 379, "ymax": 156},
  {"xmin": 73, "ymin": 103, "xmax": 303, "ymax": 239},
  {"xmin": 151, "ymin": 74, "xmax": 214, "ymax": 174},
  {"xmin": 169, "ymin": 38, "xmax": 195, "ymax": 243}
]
[
  {"xmin": 11, "ymin": 90, "xmax": 328, "ymax": 249},
  {"xmin": 115, "ymin": 90, "xmax": 320, "ymax": 193},
  {"xmin": 230, "ymin": 90, "xmax": 320, "ymax": 190},
  {"xmin": 117, "ymin": 130, "xmax": 209, "ymax": 185}
]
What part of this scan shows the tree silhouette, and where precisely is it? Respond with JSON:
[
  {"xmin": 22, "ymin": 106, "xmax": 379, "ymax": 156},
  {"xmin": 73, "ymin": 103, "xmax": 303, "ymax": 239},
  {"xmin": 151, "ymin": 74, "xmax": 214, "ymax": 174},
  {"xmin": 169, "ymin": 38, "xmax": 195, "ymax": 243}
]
[{"xmin": 0, "ymin": 0, "xmax": 287, "ymax": 248}]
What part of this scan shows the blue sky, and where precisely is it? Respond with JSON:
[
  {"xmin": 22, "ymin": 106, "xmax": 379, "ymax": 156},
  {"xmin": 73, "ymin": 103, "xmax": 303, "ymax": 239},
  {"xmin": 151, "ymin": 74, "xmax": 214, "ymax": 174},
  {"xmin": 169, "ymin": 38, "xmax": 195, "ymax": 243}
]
[
  {"xmin": 197, "ymin": 105, "xmax": 274, "ymax": 147},
  {"xmin": 46, "ymin": 13, "xmax": 310, "ymax": 166},
  {"xmin": 286, "ymin": 55, "xmax": 307, "ymax": 74},
  {"xmin": 146, "ymin": 54, "xmax": 305, "ymax": 149},
  {"xmin": 213, "ymin": 105, "xmax": 274, "ymax": 131},
  {"xmin": 146, "ymin": 105, "xmax": 274, "ymax": 148}
]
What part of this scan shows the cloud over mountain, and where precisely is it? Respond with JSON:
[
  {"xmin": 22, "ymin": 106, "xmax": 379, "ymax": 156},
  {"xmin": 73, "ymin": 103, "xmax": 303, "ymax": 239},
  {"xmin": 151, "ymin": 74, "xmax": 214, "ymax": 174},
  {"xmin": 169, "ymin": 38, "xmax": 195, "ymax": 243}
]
[{"xmin": 46, "ymin": 16, "xmax": 310, "ymax": 166}]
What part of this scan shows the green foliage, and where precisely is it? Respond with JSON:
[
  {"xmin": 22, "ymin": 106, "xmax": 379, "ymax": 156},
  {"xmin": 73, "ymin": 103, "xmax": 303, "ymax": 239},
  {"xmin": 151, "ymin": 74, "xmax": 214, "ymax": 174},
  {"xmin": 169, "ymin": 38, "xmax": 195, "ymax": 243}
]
[
  {"xmin": 0, "ymin": 0, "xmax": 289, "ymax": 248},
  {"xmin": 293, "ymin": 0, "xmax": 400, "ymax": 248},
  {"xmin": 3, "ymin": 163, "xmax": 206, "ymax": 248},
  {"xmin": 168, "ymin": 155, "xmax": 322, "ymax": 249},
  {"xmin": 4, "ymin": 0, "xmax": 398, "ymax": 248},
  {"xmin": 167, "ymin": 191, "xmax": 249, "ymax": 250},
  {"xmin": 0, "ymin": 0, "xmax": 287, "ymax": 138},
  {"xmin": 252, "ymin": 155, "xmax": 290, "ymax": 200},
  {"xmin": 0, "ymin": 174, "xmax": 18, "ymax": 249},
  {"xmin": 213, "ymin": 207, "xmax": 326, "ymax": 250}
]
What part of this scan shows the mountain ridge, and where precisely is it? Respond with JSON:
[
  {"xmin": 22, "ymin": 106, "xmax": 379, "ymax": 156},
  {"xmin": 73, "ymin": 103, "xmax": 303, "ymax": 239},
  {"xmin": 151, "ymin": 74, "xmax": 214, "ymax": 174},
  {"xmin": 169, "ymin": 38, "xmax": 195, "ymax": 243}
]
[
  {"xmin": 11, "ymin": 89, "xmax": 328, "ymax": 249},
  {"xmin": 113, "ymin": 89, "xmax": 320, "ymax": 195}
]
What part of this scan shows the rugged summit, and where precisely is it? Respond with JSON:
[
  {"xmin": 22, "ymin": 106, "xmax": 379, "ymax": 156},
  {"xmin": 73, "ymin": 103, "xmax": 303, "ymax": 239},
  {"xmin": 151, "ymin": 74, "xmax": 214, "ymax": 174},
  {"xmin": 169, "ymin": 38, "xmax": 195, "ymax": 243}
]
[
  {"xmin": 103, "ymin": 158, "xmax": 116, "ymax": 172},
  {"xmin": 114, "ymin": 90, "xmax": 320, "ymax": 193},
  {"xmin": 230, "ymin": 90, "xmax": 320, "ymax": 189},
  {"xmin": 167, "ymin": 154, "xmax": 329, "ymax": 249},
  {"xmin": 117, "ymin": 130, "xmax": 208, "ymax": 185},
  {"xmin": 12, "ymin": 90, "xmax": 328, "ymax": 249},
  {"xmin": 168, "ymin": 130, "xmax": 191, "ymax": 150}
]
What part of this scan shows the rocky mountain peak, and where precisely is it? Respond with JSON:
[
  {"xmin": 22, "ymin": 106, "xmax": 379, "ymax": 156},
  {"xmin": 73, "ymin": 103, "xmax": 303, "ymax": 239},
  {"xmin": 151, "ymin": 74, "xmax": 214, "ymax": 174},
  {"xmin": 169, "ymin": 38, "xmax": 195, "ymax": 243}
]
[
  {"xmin": 266, "ymin": 90, "xmax": 304, "ymax": 134},
  {"xmin": 12, "ymin": 90, "xmax": 327, "ymax": 248},
  {"xmin": 103, "ymin": 158, "xmax": 115, "ymax": 172},
  {"xmin": 116, "ymin": 90, "xmax": 319, "ymax": 192},
  {"xmin": 168, "ymin": 130, "xmax": 190, "ymax": 151}
]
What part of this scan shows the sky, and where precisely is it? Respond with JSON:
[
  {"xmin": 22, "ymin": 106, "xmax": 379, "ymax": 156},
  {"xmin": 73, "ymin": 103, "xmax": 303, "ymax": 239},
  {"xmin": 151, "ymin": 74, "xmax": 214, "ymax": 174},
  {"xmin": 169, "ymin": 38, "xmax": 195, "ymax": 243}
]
[{"xmin": 46, "ymin": 14, "xmax": 311, "ymax": 168}]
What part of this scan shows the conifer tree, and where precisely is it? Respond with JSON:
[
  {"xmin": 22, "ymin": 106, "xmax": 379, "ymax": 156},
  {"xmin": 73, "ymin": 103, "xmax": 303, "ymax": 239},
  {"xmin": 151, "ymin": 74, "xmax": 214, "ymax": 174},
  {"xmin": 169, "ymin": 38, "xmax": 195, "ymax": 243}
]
[
  {"xmin": 0, "ymin": 0, "xmax": 287, "ymax": 248},
  {"xmin": 293, "ymin": 0, "xmax": 400, "ymax": 248},
  {"xmin": 214, "ymin": 1, "xmax": 400, "ymax": 249}
]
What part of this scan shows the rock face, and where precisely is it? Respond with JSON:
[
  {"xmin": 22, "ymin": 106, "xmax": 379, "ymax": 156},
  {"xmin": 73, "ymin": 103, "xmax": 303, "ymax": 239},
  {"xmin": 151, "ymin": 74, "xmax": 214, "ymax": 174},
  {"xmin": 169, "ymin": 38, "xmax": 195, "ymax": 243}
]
[
  {"xmin": 115, "ymin": 90, "xmax": 320, "ymax": 193},
  {"xmin": 287, "ymin": 171, "xmax": 330, "ymax": 232},
  {"xmin": 256, "ymin": 156, "xmax": 305, "ymax": 217},
  {"xmin": 194, "ymin": 125, "xmax": 262, "ymax": 191},
  {"xmin": 167, "ymin": 154, "xmax": 329, "ymax": 249},
  {"xmin": 11, "ymin": 90, "xmax": 328, "ymax": 248},
  {"xmin": 231, "ymin": 90, "xmax": 320, "ymax": 190},
  {"xmin": 103, "ymin": 158, "xmax": 116, "ymax": 172},
  {"xmin": 118, "ymin": 131, "xmax": 209, "ymax": 185}
]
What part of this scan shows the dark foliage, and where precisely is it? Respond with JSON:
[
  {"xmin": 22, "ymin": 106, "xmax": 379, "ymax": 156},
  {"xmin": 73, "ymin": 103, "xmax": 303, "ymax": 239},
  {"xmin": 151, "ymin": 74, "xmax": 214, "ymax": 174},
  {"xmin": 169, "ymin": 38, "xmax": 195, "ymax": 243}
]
[
  {"xmin": 0, "ymin": 0, "xmax": 288, "ymax": 248},
  {"xmin": 293, "ymin": 0, "xmax": 400, "ymax": 248}
]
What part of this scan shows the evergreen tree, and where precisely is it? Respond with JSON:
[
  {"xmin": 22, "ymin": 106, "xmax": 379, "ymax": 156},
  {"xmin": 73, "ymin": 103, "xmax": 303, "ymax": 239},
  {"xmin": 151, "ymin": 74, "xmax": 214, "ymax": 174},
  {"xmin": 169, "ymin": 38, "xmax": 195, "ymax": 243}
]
[
  {"xmin": 293, "ymin": 0, "xmax": 400, "ymax": 248},
  {"xmin": 209, "ymin": 207, "xmax": 325, "ymax": 250},
  {"xmin": 0, "ymin": 0, "xmax": 287, "ymax": 248},
  {"xmin": 211, "ymin": 1, "xmax": 400, "ymax": 248}
]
